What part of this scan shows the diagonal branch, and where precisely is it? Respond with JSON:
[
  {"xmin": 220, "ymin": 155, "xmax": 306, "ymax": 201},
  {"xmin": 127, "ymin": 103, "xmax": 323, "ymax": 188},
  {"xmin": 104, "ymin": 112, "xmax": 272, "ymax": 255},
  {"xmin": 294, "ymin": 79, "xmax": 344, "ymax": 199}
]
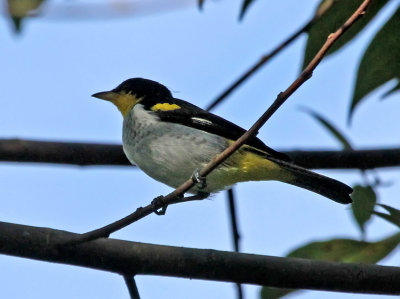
[
  {"xmin": 1, "ymin": 221, "xmax": 400, "ymax": 295},
  {"xmin": 62, "ymin": 193, "xmax": 205, "ymax": 245},
  {"xmin": 205, "ymin": 19, "xmax": 311, "ymax": 111},
  {"xmin": 1, "ymin": 139, "xmax": 399, "ymax": 169},
  {"xmin": 205, "ymin": 0, "xmax": 337, "ymax": 111}
]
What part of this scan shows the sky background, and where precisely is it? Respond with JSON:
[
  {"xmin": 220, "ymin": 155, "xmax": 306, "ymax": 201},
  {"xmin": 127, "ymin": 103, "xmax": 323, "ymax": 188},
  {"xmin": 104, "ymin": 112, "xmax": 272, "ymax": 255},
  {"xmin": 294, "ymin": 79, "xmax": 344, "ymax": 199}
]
[{"xmin": 1, "ymin": 0, "xmax": 400, "ymax": 298}]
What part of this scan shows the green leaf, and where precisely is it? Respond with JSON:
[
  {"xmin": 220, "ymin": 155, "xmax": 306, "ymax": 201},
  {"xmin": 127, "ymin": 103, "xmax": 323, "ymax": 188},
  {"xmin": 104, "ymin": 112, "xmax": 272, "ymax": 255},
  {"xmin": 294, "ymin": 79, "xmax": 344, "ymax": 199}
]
[
  {"xmin": 198, "ymin": 0, "xmax": 205, "ymax": 10},
  {"xmin": 261, "ymin": 233, "xmax": 400, "ymax": 298},
  {"xmin": 351, "ymin": 185, "xmax": 377, "ymax": 234},
  {"xmin": 303, "ymin": 0, "xmax": 388, "ymax": 69},
  {"xmin": 11, "ymin": 17, "xmax": 22, "ymax": 32},
  {"xmin": 374, "ymin": 204, "xmax": 400, "ymax": 228},
  {"xmin": 239, "ymin": 0, "xmax": 256, "ymax": 20},
  {"xmin": 6, "ymin": 0, "xmax": 45, "ymax": 32},
  {"xmin": 286, "ymin": 233, "xmax": 400, "ymax": 264},
  {"xmin": 350, "ymin": 7, "xmax": 400, "ymax": 119},
  {"xmin": 301, "ymin": 107, "xmax": 353, "ymax": 150},
  {"xmin": 382, "ymin": 81, "xmax": 400, "ymax": 99}
]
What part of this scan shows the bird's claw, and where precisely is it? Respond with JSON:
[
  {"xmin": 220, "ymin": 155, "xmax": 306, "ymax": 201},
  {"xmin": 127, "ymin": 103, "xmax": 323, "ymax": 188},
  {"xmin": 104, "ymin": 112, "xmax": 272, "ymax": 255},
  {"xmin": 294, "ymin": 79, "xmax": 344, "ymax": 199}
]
[
  {"xmin": 151, "ymin": 196, "xmax": 168, "ymax": 215},
  {"xmin": 191, "ymin": 168, "xmax": 207, "ymax": 189}
]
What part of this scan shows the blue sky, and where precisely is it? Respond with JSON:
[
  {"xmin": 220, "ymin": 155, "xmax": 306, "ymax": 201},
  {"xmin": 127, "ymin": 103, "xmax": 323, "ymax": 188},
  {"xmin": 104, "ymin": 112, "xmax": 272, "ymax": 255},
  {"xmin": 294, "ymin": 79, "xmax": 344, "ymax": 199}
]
[{"xmin": 1, "ymin": 0, "xmax": 400, "ymax": 298}]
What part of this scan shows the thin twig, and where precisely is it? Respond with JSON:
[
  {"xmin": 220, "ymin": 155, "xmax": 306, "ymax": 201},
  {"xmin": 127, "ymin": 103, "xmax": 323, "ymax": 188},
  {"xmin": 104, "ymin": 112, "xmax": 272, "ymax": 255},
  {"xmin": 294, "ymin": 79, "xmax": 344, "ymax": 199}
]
[
  {"xmin": 59, "ymin": 0, "xmax": 372, "ymax": 245},
  {"xmin": 205, "ymin": 0, "xmax": 338, "ymax": 111},
  {"xmin": 208, "ymin": 52, "xmax": 244, "ymax": 297},
  {"xmin": 1, "ymin": 139, "xmax": 399, "ymax": 169},
  {"xmin": 2, "ymin": 221, "xmax": 400, "ymax": 295},
  {"xmin": 123, "ymin": 275, "xmax": 140, "ymax": 299},
  {"xmin": 226, "ymin": 188, "xmax": 243, "ymax": 299},
  {"xmin": 206, "ymin": 21, "xmax": 310, "ymax": 111},
  {"xmin": 227, "ymin": 188, "xmax": 240, "ymax": 252},
  {"xmin": 235, "ymin": 283, "xmax": 244, "ymax": 299},
  {"xmin": 62, "ymin": 194, "xmax": 205, "ymax": 245}
]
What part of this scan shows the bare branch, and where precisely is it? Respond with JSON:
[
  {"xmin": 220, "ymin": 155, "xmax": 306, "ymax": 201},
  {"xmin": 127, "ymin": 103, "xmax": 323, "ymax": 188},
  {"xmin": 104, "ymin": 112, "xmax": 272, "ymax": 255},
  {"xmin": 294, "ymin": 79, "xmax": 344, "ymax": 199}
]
[
  {"xmin": 1, "ymin": 221, "xmax": 400, "ymax": 295},
  {"xmin": 227, "ymin": 189, "xmax": 241, "ymax": 252},
  {"xmin": 287, "ymin": 149, "xmax": 400, "ymax": 170},
  {"xmin": 0, "ymin": 139, "xmax": 127, "ymax": 166},
  {"xmin": 205, "ymin": 0, "xmax": 338, "ymax": 111},
  {"xmin": 1, "ymin": 139, "xmax": 399, "ymax": 170},
  {"xmin": 205, "ymin": 20, "xmax": 310, "ymax": 111},
  {"xmin": 226, "ymin": 188, "xmax": 243, "ymax": 299},
  {"xmin": 59, "ymin": 193, "xmax": 206, "ymax": 245},
  {"xmin": 123, "ymin": 275, "xmax": 140, "ymax": 299}
]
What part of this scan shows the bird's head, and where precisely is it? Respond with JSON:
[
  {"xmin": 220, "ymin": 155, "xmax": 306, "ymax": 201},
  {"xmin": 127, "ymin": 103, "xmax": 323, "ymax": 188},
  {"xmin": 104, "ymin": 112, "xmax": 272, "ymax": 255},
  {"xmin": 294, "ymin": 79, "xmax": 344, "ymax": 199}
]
[{"xmin": 92, "ymin": 78, "xmax": 172, "ymax": 117}]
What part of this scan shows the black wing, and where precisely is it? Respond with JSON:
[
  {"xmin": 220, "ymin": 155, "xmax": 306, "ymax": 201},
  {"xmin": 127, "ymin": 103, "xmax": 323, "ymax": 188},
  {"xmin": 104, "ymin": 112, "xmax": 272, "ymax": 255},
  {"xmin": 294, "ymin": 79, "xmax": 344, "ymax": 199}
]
[{"xmin": 145, "ymin": 97, "xmax": 290, "ymax": 161}]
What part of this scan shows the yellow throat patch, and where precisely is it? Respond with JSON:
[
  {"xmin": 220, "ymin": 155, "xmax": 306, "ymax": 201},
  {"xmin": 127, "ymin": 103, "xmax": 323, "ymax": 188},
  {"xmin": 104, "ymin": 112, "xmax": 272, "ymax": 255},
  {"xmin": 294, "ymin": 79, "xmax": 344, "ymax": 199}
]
[{"xmin": 112, "ymin": 93, "xmax": 143, "ymax": 117}]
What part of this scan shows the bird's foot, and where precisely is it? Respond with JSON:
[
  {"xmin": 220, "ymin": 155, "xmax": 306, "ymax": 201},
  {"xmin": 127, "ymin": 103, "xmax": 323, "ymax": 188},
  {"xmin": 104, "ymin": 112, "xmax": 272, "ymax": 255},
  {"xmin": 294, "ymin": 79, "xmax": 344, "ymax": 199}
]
[
  {"xmin": 191, "ymin": 168, "xmax": 207, "ymax": 189},
  {"xmin": 151, "ymin": 195, "xmax": 168, "ymax": 215}
]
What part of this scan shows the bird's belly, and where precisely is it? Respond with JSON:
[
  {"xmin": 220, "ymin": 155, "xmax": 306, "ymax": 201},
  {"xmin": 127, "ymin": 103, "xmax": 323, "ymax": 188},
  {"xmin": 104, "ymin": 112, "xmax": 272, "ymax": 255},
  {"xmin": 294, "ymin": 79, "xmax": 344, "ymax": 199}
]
[{"xmin": 123, "ymin": 121, "xmax": 229, "ymax": 191}]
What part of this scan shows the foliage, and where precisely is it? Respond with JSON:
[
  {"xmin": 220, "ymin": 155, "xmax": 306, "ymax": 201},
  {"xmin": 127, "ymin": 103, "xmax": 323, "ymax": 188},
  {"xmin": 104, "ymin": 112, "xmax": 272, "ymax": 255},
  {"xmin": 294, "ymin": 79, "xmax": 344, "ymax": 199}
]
[
  {"xmin": 351, "ymin": 7, "xmax": 400, "ymax": 118},
  {"xmin": 261, "ymin": 233, "xmax": 400, "ymax": 298},
  {"xmin": 302, "ymin": 0, "xmax": 399, "ymax": 120},
  {"xmin": 6, "ymin": 0, "xmax": 44, "ymax": 32},
  {"xmin": 290, "ymin": 107, "xmax": 400, "ymax": 298},
  {"xmin": 239, "ymin": 0, "xmax": 257, "ymax": 20},
  {"xmin": 374, "ymin": 204, "xmax": 400, "ymax": 228},
  {"xmin": 301, "ymin": 107, "xmax": 353, "ymax": 150},
  {"xmin": 199, "ymin": 0, "xmax": 257, "ymax": 19},
  {"xmin": 351, "ymin": 185, "xmax": 377, "ymax": 234},
  {"xmin": 303, "ymin": 0, "xmax": 389, "ymax": 69}
]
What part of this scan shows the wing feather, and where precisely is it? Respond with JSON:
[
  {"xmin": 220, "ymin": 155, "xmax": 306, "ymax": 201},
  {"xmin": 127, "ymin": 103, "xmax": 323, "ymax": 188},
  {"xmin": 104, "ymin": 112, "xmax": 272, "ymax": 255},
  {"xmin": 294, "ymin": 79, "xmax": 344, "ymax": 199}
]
[{"xmin": 146, "ymin": 97, "xmax": 290, "ymax": 161}]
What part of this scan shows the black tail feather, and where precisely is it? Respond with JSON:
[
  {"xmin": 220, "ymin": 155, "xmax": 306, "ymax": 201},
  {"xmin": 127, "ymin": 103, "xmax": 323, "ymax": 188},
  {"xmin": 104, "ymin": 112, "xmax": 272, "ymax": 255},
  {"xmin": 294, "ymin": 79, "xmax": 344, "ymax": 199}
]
[{"xmin": 269, "ymin": 157, "xmax": 353, "ymax": 204}]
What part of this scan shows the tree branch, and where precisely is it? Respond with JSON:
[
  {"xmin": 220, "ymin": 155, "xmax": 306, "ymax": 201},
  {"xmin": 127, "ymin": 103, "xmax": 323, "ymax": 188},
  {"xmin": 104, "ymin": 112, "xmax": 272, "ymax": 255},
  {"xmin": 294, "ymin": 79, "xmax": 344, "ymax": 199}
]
[
  {"xmin": 0, "ymin": 139, "xmax": 128, "ymax": 166},
  {"xmin": 205, "ymin": 0, "xmax": 337, "ymax": 111},
  {"xmin": 123, "ymin": 275, "xmax": 140, "ymax": 299},
  {"xmin": 61, "ymin": 193, "xmax": 206, "ymax": 245},
  {"xmin": 226, "ymin": 188, "xmax": 243, "ymax": 299},
  {"xmin": 1, "ymin": 139, "xmax": 398, "ymax": 170},
  {"xmin": 287, "ymin": 149, "xmax": 400, "ymax": 170},
  {"xmin": 1, "ymin": 221, "xmax": 400, "ymax": 295},
  {"xmin": 205, "ymin": 19, "xmax": 311, "ymax": 111}
]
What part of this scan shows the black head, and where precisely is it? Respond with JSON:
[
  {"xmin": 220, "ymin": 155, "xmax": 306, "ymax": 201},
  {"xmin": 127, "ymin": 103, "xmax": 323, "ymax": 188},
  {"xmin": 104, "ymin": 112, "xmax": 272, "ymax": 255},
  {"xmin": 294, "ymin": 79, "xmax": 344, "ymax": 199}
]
[
  {"xmin": 92, "ymin": 77, "xmax": 174, "ymax": 117},
  {"xmin": 112, "ymin": 78, "xmax": 172, "ymax": 99}
]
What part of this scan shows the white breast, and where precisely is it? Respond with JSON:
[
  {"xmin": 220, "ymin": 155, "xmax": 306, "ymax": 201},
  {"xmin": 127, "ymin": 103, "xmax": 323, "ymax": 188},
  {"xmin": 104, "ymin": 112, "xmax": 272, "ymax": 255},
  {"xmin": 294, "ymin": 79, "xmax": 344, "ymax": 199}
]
[{"xmin": 122, "ymin": 104, "xmax": 229, "ymax": 190}]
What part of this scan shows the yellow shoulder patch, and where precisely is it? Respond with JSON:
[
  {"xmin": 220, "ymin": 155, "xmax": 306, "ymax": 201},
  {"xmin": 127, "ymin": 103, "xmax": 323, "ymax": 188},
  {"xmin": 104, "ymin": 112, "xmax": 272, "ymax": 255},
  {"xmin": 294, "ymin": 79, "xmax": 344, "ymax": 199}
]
[{"xmin": 151, "ymin": 103, "xmax": 181, "ymax": 111}]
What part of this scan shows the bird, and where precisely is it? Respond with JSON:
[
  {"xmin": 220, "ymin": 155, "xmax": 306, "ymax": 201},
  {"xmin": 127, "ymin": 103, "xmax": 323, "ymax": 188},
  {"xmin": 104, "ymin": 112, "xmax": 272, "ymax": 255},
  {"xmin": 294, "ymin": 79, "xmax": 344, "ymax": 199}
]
[{"xmin": 92, "ymin": 78, "xmax": 352, "ymax": 204}]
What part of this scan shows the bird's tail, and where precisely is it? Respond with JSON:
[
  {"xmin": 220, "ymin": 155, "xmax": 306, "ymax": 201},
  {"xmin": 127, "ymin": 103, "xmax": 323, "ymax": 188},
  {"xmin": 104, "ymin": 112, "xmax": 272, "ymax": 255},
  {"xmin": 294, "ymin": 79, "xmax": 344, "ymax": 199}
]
[{"xmin": 268, "ymin": 157, "xmax": 353, "ymax": 204}]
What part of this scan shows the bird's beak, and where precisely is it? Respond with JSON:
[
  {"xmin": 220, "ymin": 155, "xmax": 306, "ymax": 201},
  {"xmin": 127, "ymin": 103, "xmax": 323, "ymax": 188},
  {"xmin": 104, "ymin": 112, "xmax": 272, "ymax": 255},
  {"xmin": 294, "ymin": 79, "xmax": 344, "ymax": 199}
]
[{"xmin": 92, "ymin": 91, "xmax": 119, "ymax": 102}]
